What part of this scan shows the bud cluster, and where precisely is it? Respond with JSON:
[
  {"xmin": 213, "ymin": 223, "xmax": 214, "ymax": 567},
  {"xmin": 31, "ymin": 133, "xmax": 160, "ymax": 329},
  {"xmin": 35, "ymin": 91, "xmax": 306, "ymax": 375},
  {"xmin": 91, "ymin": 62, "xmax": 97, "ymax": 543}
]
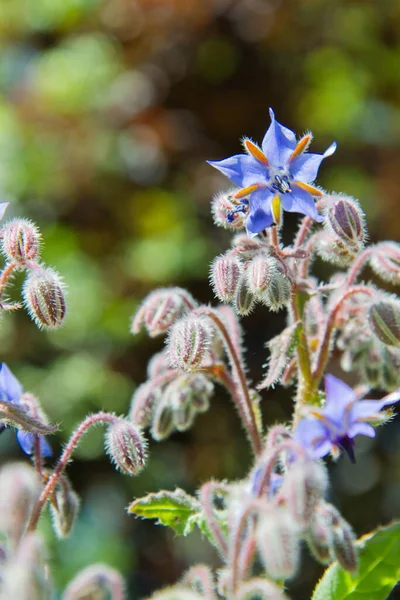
[
  {"xmin": 132, "ymin": 287, "xmax": 197, "ymax": 337},
  {"xmin": 210, "ymin": 235, "xmax": 292, "ymax": 315}
]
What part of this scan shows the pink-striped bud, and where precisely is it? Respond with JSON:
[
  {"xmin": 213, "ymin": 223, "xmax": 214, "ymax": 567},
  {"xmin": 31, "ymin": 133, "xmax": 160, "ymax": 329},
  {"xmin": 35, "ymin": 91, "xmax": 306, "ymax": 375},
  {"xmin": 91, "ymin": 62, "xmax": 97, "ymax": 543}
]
[
  {"xmin": 234, "ymin": 274, "xmax": 255, "ymax": 316},
  {"xmin": 50, "ymin": 475, "xmax": 80, "ymax": 538},
  {"xmin": 131, "ymin": 288, "xmax": 196, "ymax": 337},
  {"xmin": 151, "ymin": 397, "xmax": 175, "ymax": 441},
  {"xmin": 105, "ymin": 419, "xmax": 147, "ymax": 476},
  {"xmin": 237, "ymin": 578, "xmax": 289, "ymax": 600},
  {"xmin": 211, "ymin": 254, "xmax": 242, "ymax": 302},
  {"xmin": 23, "ymin": 266, "xmax": 66, "ymax": 329},
  {"xmin": 129, "ymin": 381, "xmax": 161, "ymax": 428},
  {"xmin": 246, "ymin": 254, "xmax": 278, "ymax": 294},
  {"xmin": 168, "ymin": 316, "xmax": 212, "ymax": 371},
  {"xmin": 325, "ymin": 195, "xmax": 366, "ymax": 247},
  {"xmin": 257, "ymin": 508, "xmax": 300, "ymax": 580},
  {"xmin": 260, "ymin": 269, "xmax": 292, "ymax": 312},
  {"xmin": 1, "ymin": 218, "xmax": 41, "ymax": 263},
  {"xmin": 370, "ymin": 242, "xmax": 400, "ymax": 284},
  {"xmin": 63, "ymin": 563, "xmax": 125, "ymax": 600},
  {"xmin": 368, "ymin": 301, "xmax": 400, "ymax": 348}
]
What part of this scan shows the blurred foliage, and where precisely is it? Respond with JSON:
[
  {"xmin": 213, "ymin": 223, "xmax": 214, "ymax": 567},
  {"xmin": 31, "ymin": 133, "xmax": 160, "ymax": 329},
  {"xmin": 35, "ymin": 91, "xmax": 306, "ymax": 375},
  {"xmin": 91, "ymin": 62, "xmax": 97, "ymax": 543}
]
[{"xmin": 0, "ymin": 0, "xmax": 400, "ymax": 597}]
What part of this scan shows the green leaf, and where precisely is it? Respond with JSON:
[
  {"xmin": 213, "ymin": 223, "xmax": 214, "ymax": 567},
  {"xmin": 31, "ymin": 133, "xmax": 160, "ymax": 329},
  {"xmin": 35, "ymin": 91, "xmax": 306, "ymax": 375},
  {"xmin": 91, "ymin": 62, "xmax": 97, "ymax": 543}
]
[
  {"xmin": 312, "ymin": 521, "xmax": 400, "ymax": 600},
  {"xmin": 128, "ymin": 489, "xmax": 201, "ymax": 536}
]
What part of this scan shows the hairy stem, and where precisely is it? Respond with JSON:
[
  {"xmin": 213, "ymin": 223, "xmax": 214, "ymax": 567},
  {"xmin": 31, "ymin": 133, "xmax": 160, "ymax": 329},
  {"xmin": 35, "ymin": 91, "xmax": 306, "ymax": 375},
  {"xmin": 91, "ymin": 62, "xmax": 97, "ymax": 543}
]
[
  {"xmin": 199, "ymin": 482, "xmax": 228, "ymax": 558},
  {"xmin": 345, "ymin": 248, "xmax": 373, "ymax": 285},
  {"xmin": 0, "ymin": 262, "xmax": 17, "ymax": 297},
  {"xmin": 27, "ymin": 412, "xmax": 119, "ymax": 532}
]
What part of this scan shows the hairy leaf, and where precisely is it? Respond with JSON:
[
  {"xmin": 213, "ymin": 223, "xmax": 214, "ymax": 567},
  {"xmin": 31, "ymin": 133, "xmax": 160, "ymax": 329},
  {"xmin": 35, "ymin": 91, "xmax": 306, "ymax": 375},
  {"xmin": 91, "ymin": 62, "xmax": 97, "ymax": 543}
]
[
  {"xmin": 312, "ymin": 521, "xmax": 400, "ymax": 600},
  {"xmin": 258, "ymin": 321, "xmax": 301, "ymax": 389}
]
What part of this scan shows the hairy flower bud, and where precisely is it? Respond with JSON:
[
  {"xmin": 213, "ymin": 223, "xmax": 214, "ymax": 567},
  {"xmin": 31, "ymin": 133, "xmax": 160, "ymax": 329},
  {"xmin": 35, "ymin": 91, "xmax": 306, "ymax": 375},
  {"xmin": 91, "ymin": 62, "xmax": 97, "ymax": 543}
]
[
  {"xmin": 23, "ymin": 266, "xmax": 66, "ymax": 329},
  {"xmin": 50, "ymin": 475, "xmax": 80, "ymax": 538},
  {"xmin": 370, "ymin": 242, "xmax": 400, "ymax": 284},
  {"xmin": 332, "ymin": 516, "xmax": 357, "ymax": 572},
  {"xmin": 63, "ymin": 563, "xmax": 126, "ymax": 600},
  {"xmin": 1, "ymin": 218, "xmax": 41, "ymax": 263},
  {"xmin": 246, "ymin": 255, "xmax": 277, "ymax": 294},
  {"xmin": 257, "ymin": 508, "xmax": 300, "ymax": 580},
  {"xmin": 105, "ymin": 419, "xmax": 147, "ymax": 476},
  {"xmin": 0, "ymin": 463, "xmax": 41, "ymax": 547},
  {"xmin": 234, "ymin": 274, "xmax": 255, "ymax": 316},
  {"xmin": 163, "ymin": 373, "xmax": 213, "ymax": 432},
  {"xmin": 260, "ymin": 268, "xmax": 292, "ymax": 312},
  {"xmin": 211, "ymin": 189, "xmax": 248, "ymax": 230},
  {"xmin": 368, "ymin": 301, "xmax": 400, "ymax": 348},
  {"xmin": 278, "ymin": 461, "xmax": 328, "ymax": 528},
  {"xmin": 237, "ymin": 578, "xmax": 289, "ymax": 600},
  {"xmin": 211, "ymin": 254, "xmax": 242, "ymax": 302},
  {"xmin": 147, "ymin": 351, "xmax": 170, "ymax": 378},
  {"xmin": 151, "ymin": 397, "xmax": 175, "ymax": 441},
  {"xmin": 306, "ymin": 507, "xmax": 334, "ymax": 565},
  {"xmin": 325, "ymin": 195, "xmax": 366, "ymax": 247},
  {"xmin": 0, "ymin": 533, "xmax": 50, "ymax": 600},
  {"xmin": 131, "ymin": 287, "xmax": 196, "ymax": 337},
  {"xmin": 129, "ymin": 381, "xmax": 161, "ymax": 428},
  {"xmin": 168, "ymin": 316, "xmax": 212, "ymax": 371}
]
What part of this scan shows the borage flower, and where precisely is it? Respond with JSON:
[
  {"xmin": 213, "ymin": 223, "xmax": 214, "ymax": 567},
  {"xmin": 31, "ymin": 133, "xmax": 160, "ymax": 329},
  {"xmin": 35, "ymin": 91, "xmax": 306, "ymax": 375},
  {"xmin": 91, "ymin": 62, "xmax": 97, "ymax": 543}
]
[
  {"xmin": 208, "ymin": 109, "xmax": 336, "ymax": 236},
  {"xmin": 0, "ymin": 363, "xmax": 52, "ymax": 457},
  {"xmin": 294, "ymin": 374, "xmax": 400, "ymax": 462}
]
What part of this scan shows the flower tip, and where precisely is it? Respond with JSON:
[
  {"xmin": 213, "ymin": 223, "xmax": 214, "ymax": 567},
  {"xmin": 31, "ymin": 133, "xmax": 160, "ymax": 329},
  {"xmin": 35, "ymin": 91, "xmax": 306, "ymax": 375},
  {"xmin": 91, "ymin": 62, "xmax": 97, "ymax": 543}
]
[
  {"xmin": 268, "ymin": 107, "xmax": 275, "ymax": 121},
  {"xmin": 325, "ymin": 141, "xmax": 337, "ymax": 157}
]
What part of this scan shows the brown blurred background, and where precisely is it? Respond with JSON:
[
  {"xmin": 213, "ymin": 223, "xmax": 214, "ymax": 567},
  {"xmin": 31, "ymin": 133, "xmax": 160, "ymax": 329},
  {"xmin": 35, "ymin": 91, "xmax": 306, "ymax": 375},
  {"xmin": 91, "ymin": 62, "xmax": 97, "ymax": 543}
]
[{"xmin": 0, "ymin": 0, "xmax": 400, "ymax": 597}]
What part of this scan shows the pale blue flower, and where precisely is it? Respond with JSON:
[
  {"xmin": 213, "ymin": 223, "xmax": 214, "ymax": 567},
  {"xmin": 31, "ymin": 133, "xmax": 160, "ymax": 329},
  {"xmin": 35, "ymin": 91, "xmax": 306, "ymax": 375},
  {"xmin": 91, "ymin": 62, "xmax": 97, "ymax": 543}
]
[
  {"xmin": 294, "ymin": 374, "xmax": 400, "ymax": 462},
  {"xmin": 208, "ymin": 109, "xmax": 336, "ymax": 236}
]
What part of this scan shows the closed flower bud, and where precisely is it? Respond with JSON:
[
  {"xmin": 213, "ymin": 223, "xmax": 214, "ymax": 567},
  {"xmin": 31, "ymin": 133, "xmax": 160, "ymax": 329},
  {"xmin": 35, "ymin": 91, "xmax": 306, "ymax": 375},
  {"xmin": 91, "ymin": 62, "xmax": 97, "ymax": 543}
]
[
  {"xmin": 147, "ymin": 350, "xmax": 170, "ymax": 378},
  {"xmin": 211, "ymin": 189, "xmax": 248, "ymax": 230},
  {"xmin": 331, "ymin": 515, "xmax": 357, "ymax": 572},
  {"xmin": 1, "ymin": 218, "xmax": 41, "ymax": 263},
  {"xmin": 23, "ymin": 266, "xmax": 66, "ymax": 329},
  {"xmin": 105, "ymin": 419, "xmax": 147, "ymax": 476},
  {"xmin": 129, "ymin": 381, "xmax": 161, "ymax": 428},
  {"xmin": 50, "ymin": 475, "xmax": 80, "ymax": 538},
  {"xmin": 370, "ymin": 242, "xmax": 400, "ymax": 284},
  {"xmin": 151, "ymin": 398, "xmax": 175, "ymax": 441},
  {"xmin": 278, "ymin": 461, "xmax": 328, "ymax": 528},
  {"xmin": 368, "ymin": 301, "xmax": 400, "ymax": 347},
  {"xmin": 168, "ymin": 316, "xmax": 212, "ymax": 371},
  {"xmin": 237, "ymin": 578, "xmax": 289, "ymax": 600},
  {"xmin": 246, "ymin": 255, "xmax": 277, "ymax": 294},
  {"xmin": 234, "ymin": 274, "xmax": 255, "ymax": 316},
  {"xmin": 63, "ymin": 563, "xmax": 125, "ymax": 600},
  {"xmin": 306, "ymin": 507, "xmax": 334, "ymax": 565},
  {"xmin": 211, "ymin": 254, "xmax": 242, "ymax": 302},
  {"xmin": 257, "ymin": 508, "xmax": 300, "ymax": 580},
  {"xmin": 131, "ymin": 288, "xmax": 196, "ymax": 337},
  {"xmin": 0, "ymin": 463, "xmax": 41, "ymax": 547},
  {"xmin": 260, "ymin": 269, "xmax": 291, "ymax": 312},
  {"xmin": 0, "ymin": 533, "xmax": 50, "ymax": 600},
  {"xmin": 325, "ymin": 195, "xmax": 366, "ymax": 247}
]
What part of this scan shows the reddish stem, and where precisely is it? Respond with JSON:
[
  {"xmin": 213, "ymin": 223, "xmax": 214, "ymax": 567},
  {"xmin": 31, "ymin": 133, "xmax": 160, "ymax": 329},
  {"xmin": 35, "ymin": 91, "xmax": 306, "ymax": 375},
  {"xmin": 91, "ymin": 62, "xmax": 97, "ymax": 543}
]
[
  {"xmin": 199, "ymin": 482, "xmax": 228, "ymax": 558},
  {"xmin": 345, "ymin": 248, "xmax": 373, "ymax": 286}
]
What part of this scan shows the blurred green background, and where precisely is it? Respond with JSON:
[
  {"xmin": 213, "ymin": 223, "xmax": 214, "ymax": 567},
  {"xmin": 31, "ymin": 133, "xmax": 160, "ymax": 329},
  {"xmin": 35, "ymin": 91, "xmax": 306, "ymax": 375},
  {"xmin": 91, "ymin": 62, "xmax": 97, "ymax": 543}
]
[{"xmin": 0, "ymin": 0, "xmax": 400, "ymax": 597}]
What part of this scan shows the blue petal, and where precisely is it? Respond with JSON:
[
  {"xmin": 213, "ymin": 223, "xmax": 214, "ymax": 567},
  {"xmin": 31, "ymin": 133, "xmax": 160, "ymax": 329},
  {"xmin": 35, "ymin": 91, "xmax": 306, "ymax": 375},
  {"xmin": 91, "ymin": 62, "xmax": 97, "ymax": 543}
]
[
  {"xmin": 207, "ymin": 154, "xmax": 267, "ymax": 188},
  {"xmin": 322, "ymin": 374, "xmax": 356, "ymax": 424},
  {"xmin": 16, "ymin": 431, "xmax": 52, "ymax": 457},
  {"xmin": 280, "ymin": 184, "xmax": 324, "ymax": 222},
  {"xmin": 348, "ymin": 421, "xmax": 375, "ymax": 438},
  {"xmin": 0, "ymin": 363, "xmax": 23, "ymax": 404},
  {"xmin": 245, "ymin": 187, "xmax": 275, "ymax": 236},
  {"xmin": 261, "ymin": 108, "xmax": 297, "ymax": 167},
  {"xmin": 350, "ymin": 399, "xmax": 393, "ymax": 422},
  {"xmin": 294, "ymin": 418, "xmax": 332, "ymax": 459},
  {"xmin": 290, "ymin": 142, "xmax": 337, "ymax": 183}
]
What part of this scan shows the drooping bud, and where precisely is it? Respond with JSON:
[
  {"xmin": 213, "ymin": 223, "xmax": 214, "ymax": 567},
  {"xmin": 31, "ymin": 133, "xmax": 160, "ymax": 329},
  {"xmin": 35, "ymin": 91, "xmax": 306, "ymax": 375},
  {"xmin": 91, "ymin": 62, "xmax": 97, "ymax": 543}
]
[
  {"xmin": 105, "ymin": 419, "xmax": 147, "ymax": 476},
  {"xmin": 368, "ymin": 301, "xmax": 400, "ymax": 348},
  {"xmin": 211, "ymin": 254, "xmax": 242, "ymax": 302},
  {"xmin": 316, "ymin": 231, "xmax": 359, "ymax": 266},
  {"xmin": 50, "ymin": 475, "xmax": 80, "ymax": 538},
  {"xmin": 370, "ymin": 242, "xmax": 400, "ymax": 284},
  {"xmin": 331, "ymin": 513, "xmax": 357, "ymax": 572},
  {"xmin": 256, "ymin": 508, "xmax": 300, "ymax": 580},
  {"xmin": 131, "ymin": 287, "xmax": 196, "ymax": 337},
  {"xmin": 181, "ymin": 564, "xmax": 215, "ymax": 598},
  {"xmin": 211, "ymin": 189, "xmax": 248, "ymax": 230},
  {"xmin": 151, "ymin": 397, "xmax": 175, "ymax": 441},
  {"xmin": 0, "ymin": 533, "xmax": 50, "ymax": 600},
  {"xmin": 234, "ymin": 274, "xmax": 255, "ymax": 316},
  {"xmin": 278, "ymin": 460, "xmax": 328, "ymax": 528},
  {"xmin": 306, "ymin": 506, "xmax": 334, "ymax": 565},
  {"xmin": 325, "ymin": 195, "xmax": 366, "ymax": 248},
  {"xmin": 129, "ymin": 381, "xmax": 161, "ymax": 428},
  {"xmin": 237, "ymin": 578, "xmax": 289, "ymax": 600},
  {"xmin": 246, "ymin": 254, "xmax": 277, "ymax": 294},
  {"xmin": 0, "ymin": 463, "xmax": 41, "ymax": 547},
  {"xmin": 168, "ymin": 316, "xmax": 212, "ymax": 371},
  {"xmin": 147, "ymin": 350, "xmax": 170, "ymax": 378},
  {"xmin": 260, "ymin": 267, "xmax": 292, "ymax": 312},
  {"xmin": 63, "ymin": 563, "xmax": 126, "ymax": 600},
  {"xmin": 1, "ymin": 218, "xmax": 41, "ymax": 263},
  {"xmin": 23, "ymin": 266, "xmax": 66, "ymax": 329}
]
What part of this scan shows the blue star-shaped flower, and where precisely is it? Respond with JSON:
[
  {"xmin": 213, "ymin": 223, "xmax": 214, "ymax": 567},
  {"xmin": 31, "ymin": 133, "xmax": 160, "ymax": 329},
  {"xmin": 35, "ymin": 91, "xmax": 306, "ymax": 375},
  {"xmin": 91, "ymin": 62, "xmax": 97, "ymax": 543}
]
[
  {"xmin": 208, "ymin": 109, "xmax": 336, "ymax": 236},
  {"xmin": 294, "ymin": 374, "xmax": 400, "ymax": 462},
  {"xmin": 0, "ymin": 363, "xmax": 52, "ymax": 457}
]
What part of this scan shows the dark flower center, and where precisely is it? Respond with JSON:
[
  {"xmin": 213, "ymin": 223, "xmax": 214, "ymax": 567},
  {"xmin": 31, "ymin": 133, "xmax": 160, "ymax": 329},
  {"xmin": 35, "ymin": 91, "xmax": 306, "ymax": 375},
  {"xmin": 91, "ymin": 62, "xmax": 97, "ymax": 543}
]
[
  {"xmin": 337, "ymin": 435, "xmax": 356, "ymax": 463},
  {"xmin": 272, "ymin": 174, "xmax": 291, "ymax": 194}
]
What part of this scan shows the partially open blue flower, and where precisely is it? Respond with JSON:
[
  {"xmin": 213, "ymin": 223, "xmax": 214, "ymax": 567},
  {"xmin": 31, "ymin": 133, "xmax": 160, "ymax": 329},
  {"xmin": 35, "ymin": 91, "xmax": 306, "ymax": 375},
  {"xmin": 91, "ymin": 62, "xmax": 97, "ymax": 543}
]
[
  {"xmin": 294, "ymin": 374, "xmax": 400, "ymax": 462},
  {"xmin": 208, "ymin": 109, "xmax": 336, "ymax": 236},
  {"xmin": 0, "ymin": 363, "xmax": 52, "ymax": 457}
]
